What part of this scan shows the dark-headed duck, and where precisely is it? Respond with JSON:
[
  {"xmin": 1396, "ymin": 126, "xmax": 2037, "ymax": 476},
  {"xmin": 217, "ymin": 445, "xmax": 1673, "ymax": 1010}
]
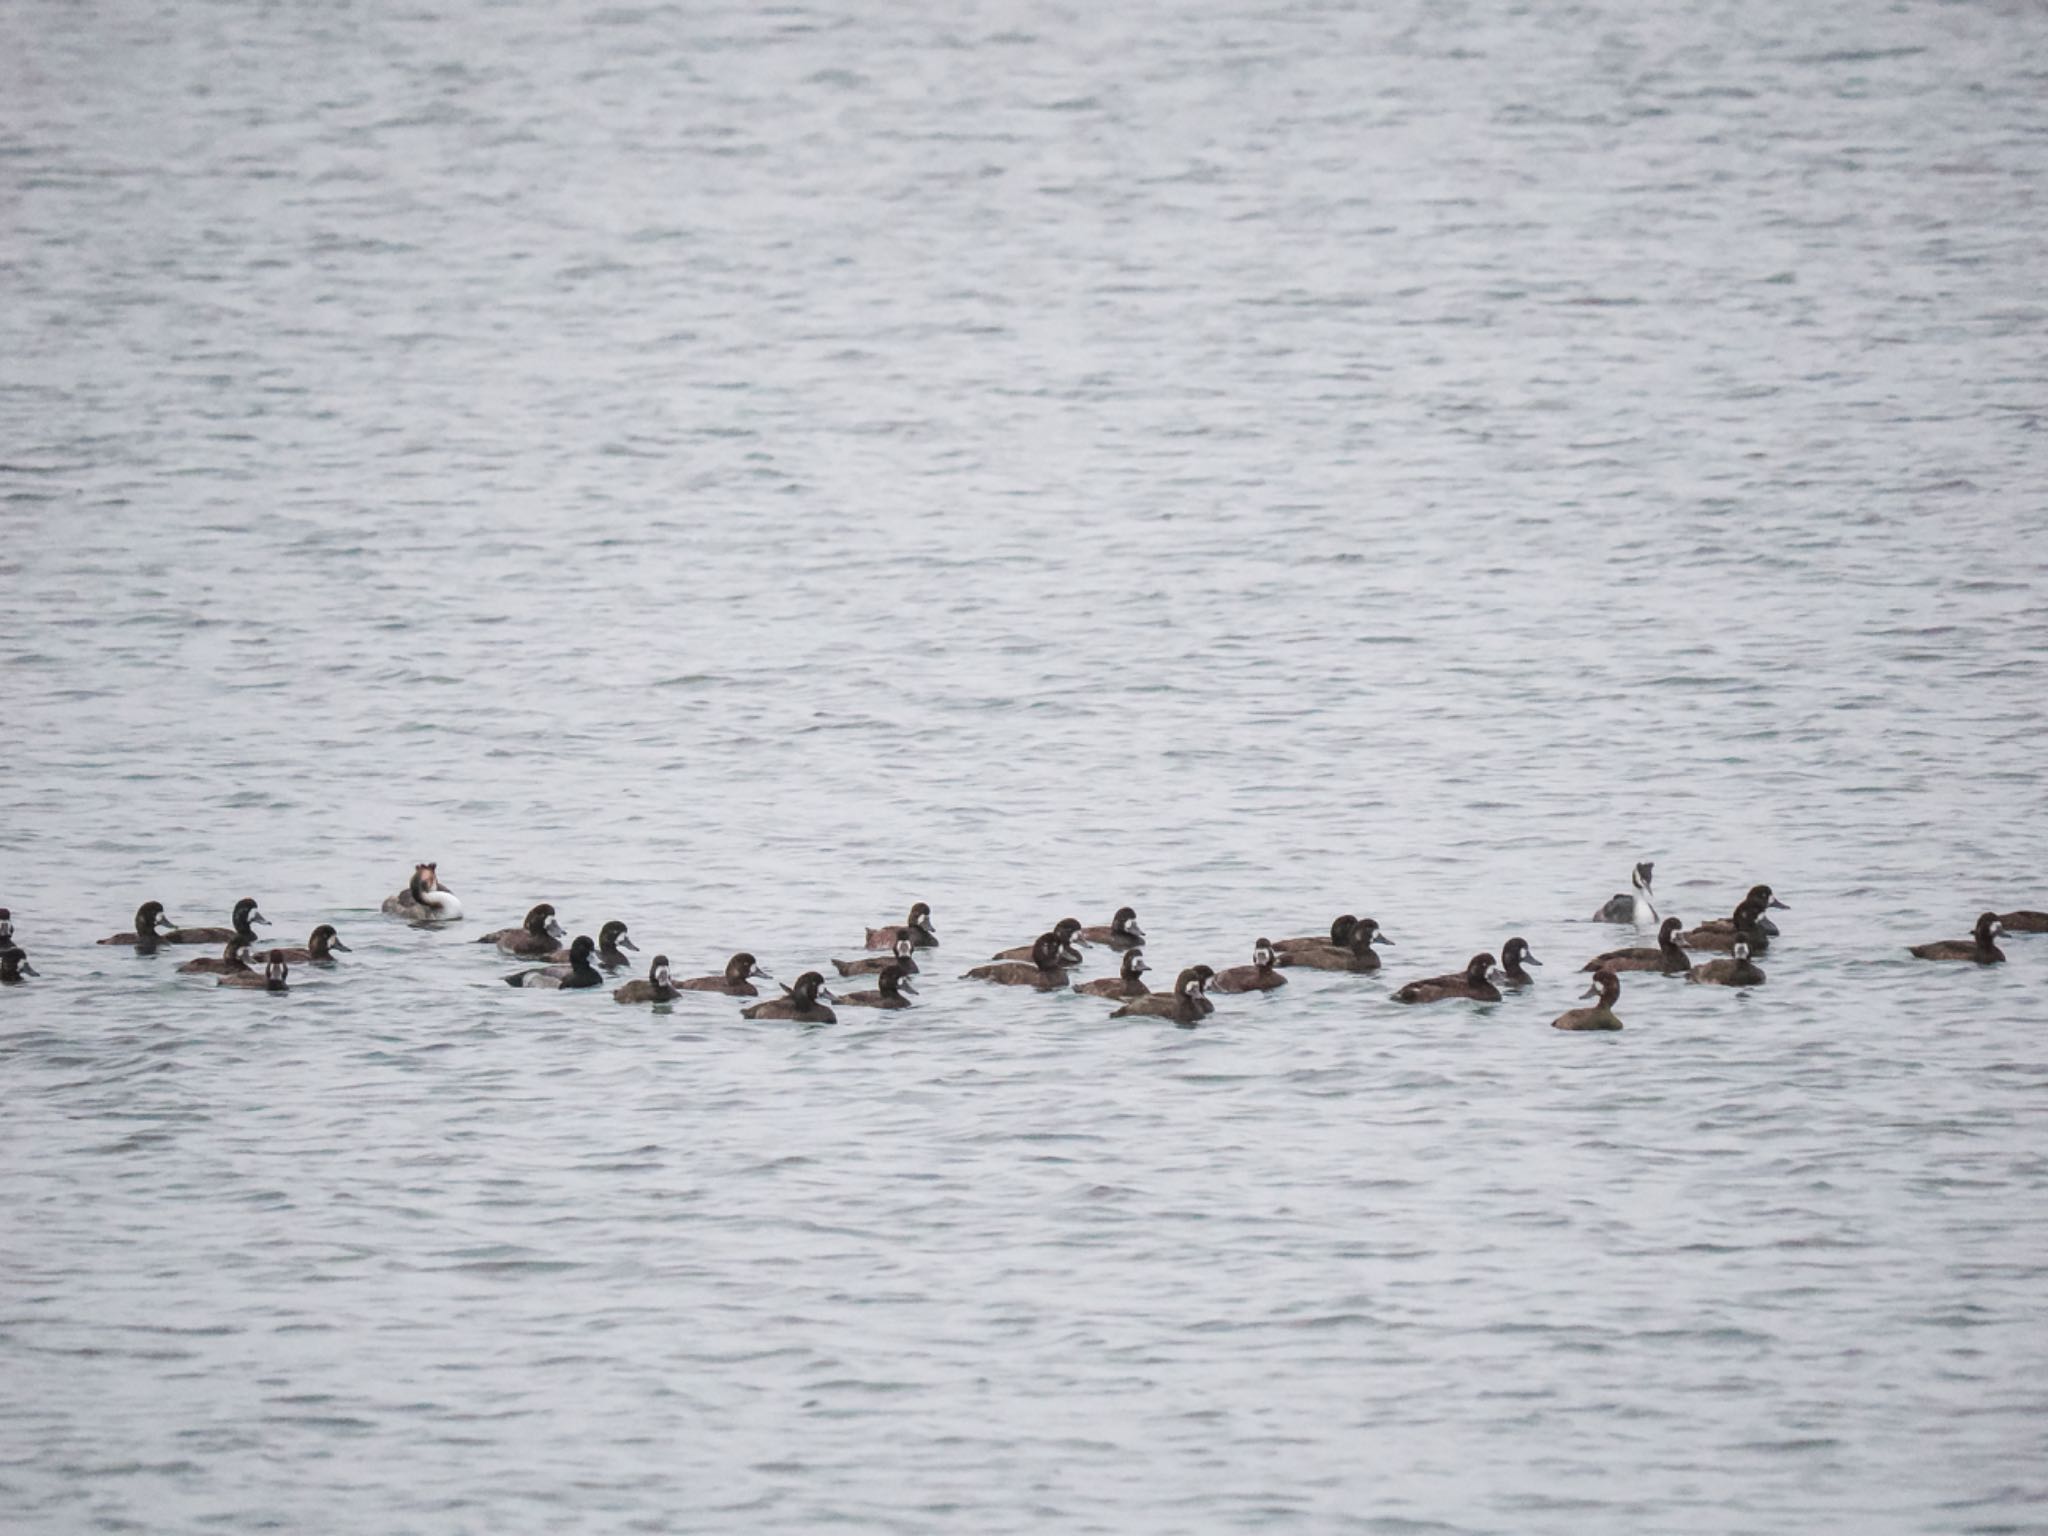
[
  {"xmin": 742, "ymin": 971, "xmax": 838, "ymax": 1023},
  {"xmin": 1584, "ymin": 916, "xmax": 1691, "ymax": 975},
  {"xmin": 1909, "ymin": 912, "xmax": 2005, "ymax": 964},
  {"xmin": 0, "ymin": 910, "xmax": 11, "ymax": 949},
  {"xmin": 1497, "ymin": 936, "xmax": 1542, "ymax": 988},
  {"xmin": 506, "ymin": 934, "xmax": 604, "ymax": 989},
  {"xmin": 1690, "ymin": 885, "xmax": 1787, "ymax": 941},
  {"xmin": 164, "ymin": 897, "xmax": 269, "ymax": 946},
  {"xmin": 383, "ymin": 863, "xmax": 464, "ymax": 921},
  {"xmin": 1075, "ymin": 948, "xmax": 1152, "ymax": 998},
  {"xmin": 835, "ymin": 937, "xmax": 918, "ymax": 978},
  {"xmin": 1681, "ymin": 894, "xmax": 1771, "ymax": 954},
  {"xmin": 614, "ymin": 955, "xmax": 681, "ymax": 1004},
  {"xmin": 837, "ymin": 963, "xmax": 918, "ymax": 1010},
  {"xmin": 477, "ymin": 904, "xmax": 566, "ymax": 956},
  {"xmin": 1211, "ymin": 940, "xmax": 1287, "ymax": 994},
  {"xmin": 1393, "ymin": 953, "xmax": 1502, "ymax": 1005},
  {"xmin": 865, "ymin": 903, "xmax": 938, "ymax": 951},
  {"xmin": 1689, "ymin": 940, "xmax": 1766, "ymax": 986},
  {"xmin": 1997, "ymin": 909, "xmax": 2046, "ymax": 934},
  {"xmin": 677, "ymin": 952, "xmax": 773, "ymax": 995},
  {"xmin": 1592, "ymin": 862, "xmax": 1657, "ymax": 924},
  {"xmin": 219, "ymin": 952, "xmax": 290, "ymax": 991},
  {"xmin": 274, "ymin": 926, "xmax": 351, "ymax": 965},
  {"xmin": 99, "ymin": 901, "xmax": 177, "ymax": 948},
  {"xmin": 1277, "ymin": 917, "xmax": 1393, "ymax": 973},
  {"xmin": 1273, "ymin": 914, "xmax": 1358, "ymax": 954},
  {"xmin": 1109, "ymin": 967, "xmax": 1211, "ymax": 1025},
  {"xmin": 1553, "ymin": 969, "xmax": 1623, "ymax": 1030},
  {"xmin": 964, "ymin": 932, "xmax": 1070, "ymax": 990},
  {"xmin": 1077, "ymin": 907, "xmax": 1146, "ymax": 949},
  {"xmin": 548, "ymin": 919, "xmax": 636, "ymax": 971},
  {"xmin": 993, "ymin": 917, "xmax": 1083, "ymax": 965},
  {"xmin": 177, "ymin": 938, "xmax": 253, "ymax": 976},
  {"xmin": 1, "ymin": 947, "xmax": 36, "ymax": 985}
]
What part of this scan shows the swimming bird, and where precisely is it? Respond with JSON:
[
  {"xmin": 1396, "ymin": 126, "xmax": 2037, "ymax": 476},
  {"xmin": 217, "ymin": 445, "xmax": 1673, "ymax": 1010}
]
[
  {"xmin": 1273, "ymin": 914, "xmax": 1358, "ymax": 954},
  {"xmin": 1592, "ymin": 862, "xmax": 1658, "ymax": 924},
  {"xmin": 1077, "ymin": 907, "xmax": 1146, "ymax": 949},
  {"xmin": 865, "ymin": 903, "xmax": 938, "ymax": 950},
  {"xmin": 677, "ymin": 952, "xmax": 773, "ymax": 995},
  {"xmin": 546, "ymin": 919, "xmax": 637, "ymax": 971},
  {"xmin": 1553, "ymin": 969, "xmax": 1623, "ymax": 1030},
  {"xmin": 383, "ymin": 863, "xmax": 463, "ymax": 921},
  {"xmin": 1690, "ymin": 885, "xmax": 1787, "ymax": 941},
  {"xmin": 964, "ymin": 932, "xmax": 1071, "ymax": 990},
  {"xmin": 993, "ymin": 917, "xmax": 1084, "ymax": 965},
  {"xmin": 476, "ymin": 904, "xmax": 566, "ymax": 956},
  {"xmin": 163, "ymin": 897, "xmax": 269, "ymax": 946},
  {"xmin": 505, "ymin": 934, "xmax": 604, "ymax": 989},
  {"xmin": 176, "ymin": 939, "xmax": 254, "ymax": 976},
  {"xmin": 741, "ymin": 971, "xmax": 838, "ymax": 1023},
  {"xmin": 0, "ymin": 910, "xmax": 11, "ymax": 949},
  {"xmin": 1393, "ymin": 953, "xmax": 1502, "ymax": 1005},
  {"xmin": 1276, "ymin": 917, "xmax": 1393, "ymax": 973},
  {"xmin": 1909, "ymin": 912, "xmax": 2005, "ymax": 964},
  {"xmin": 1681, "ymin": 893, "xmax": 1772, "ymax": 954},
  {"xmin": 98, "ymin": 901, "xmax": 178, "ymax": 949},
  {"xmin": 1, "ymin": 947, "xmax": 36, "ymax": 985},
  {"xmin": 1584, "ymin": 916, "xmax": 1692, "ymax": 975},
  {"xmin": 1998, "ymin": 909, "xmax": 2047, "ymax": 933},
  {"xmin": 613, "ymin": 955, "xmax": 681, "ymax": 1004},
  {"xmin": 1210, "ymin": 940, "xmax": 1287, "ymax": 994},
  {"xmin": 834, "ymin": 936, "xmax": 918, "ymax": 978},
  {"xmin": 1497, "ymin": 936, "xmax": 1542, "ymax": 988},
  {"xmin": 837, "ymin": 963, "xmax": 918, "ymax": 1010},
  {"xmin": 1688, "ymin": 940, "xmax": 1766, "ymax": 986},
  {"xmin": 1109, "ymin": 966, "xmax": 1211, "ymax": 1025},
  {"xmin": 219, "ymin": 952, "xmax": 290, "ymax": 992},
  {"xmin": 1074, "ymin": 948, "xmax": 1152, "ymax": 999},
  {"xmin": 273, "ymin": 926, "xmax": 351, "ymax": 965}
]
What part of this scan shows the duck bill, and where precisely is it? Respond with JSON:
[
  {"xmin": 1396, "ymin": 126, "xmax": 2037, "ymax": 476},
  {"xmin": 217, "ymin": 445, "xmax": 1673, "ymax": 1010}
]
[
  {"xmin": 251, "ymin": 911, "xmax": 271, "ymax": 928},
  {"xmin": 1580, "ymin": 982, "xmax": 1600, "ymax": 1000},
  {"xmin": 546, "ymin": 919, "xmax": 566, "ymax": 940},
  {"xmin": 1127, "ymin": 922, "xmax": 1147, "ymax": 941},
  {"xmin": 751, "ymin": 965, "xmax": 772, "ymax": 980},
  {"xmin": 619, "ymin": 934, "xmax": 640, "ymax": 951},
  {"xmin": 898, "ymin": 979, "xmax": 919, "ymax": 995},
  {"xmin": 331, "ymin": 938, "xmax": 353, "ymax": 952},
  {"xmin": 1768, "ymin": 897, "xmax": 1789, "ymax": 910},
  {"xmin": 1522, "ymin": 955, "xmax": 1542, "ymax": 968}
]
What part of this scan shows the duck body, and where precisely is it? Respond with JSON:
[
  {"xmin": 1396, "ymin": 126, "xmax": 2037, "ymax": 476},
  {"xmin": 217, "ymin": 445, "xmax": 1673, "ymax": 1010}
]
[
  {"xmin": 1, "ymin": 947, "xmax": 37, "ymax": 984},
  {"xmin": 1110, "ymin": 968, "xmax": 1210, "ymax": 1025},
  {"xmin": 1077, "ymin": 907, "xmax": 1146, "ymax": 950},
  {"xmin": 1075, "ymin": 949, "xmax": 1152, "ymax": 999},
  {"xmin": 477, "ymin": 904, "xmax": 566, "ymax": 956},
  {"xmin": 613, "ymin": 957, "xmax": 681, "ymax": 1004},
  {"xmin": 993, "ymin": 918, "xmax": 1083, "ymax": 965},
  {"xmin": 274, "ymin": 926, "xmax": 350, "ymax": 965},
  {"xmin": 546, "ymin": 920, "xmax": 637, "ymax": 971},
  {"xmin": 1273, "ymin": 915, "xmax": 1357, "ymax": 954},
  {"xmin": 1909, "ymin": 913, "xmax": 2005, "ymax": 964},
  {"xmin": 1276, "ymin": 918, "xmax": 1391, "ymax": 973},
  {"xmin": 99, "ymin": 902, "xmax": 178, "ymax": 949},
  {"xmin": 1687, "ymin": 886, "xmax": 1787, "ymax": 943},
  {"xmin": 1996, "ymin": 910, "xmax": 2047, "ymax": 934},
  {"xmin": 865, "ymin": 903, "xmax": 938, "ymax": 951},
  {"xmin": 219, "ymin": 953, "xmax": 290, "ymax": 992},
  {"xmin": 1592, "ymin": 862, "xmax": 1657, "ymax": 924},
  {"xmin": 837, "ymin": 964, "xmax": 917, "ymax": 1010},
  {"xmin": 1585, "ymin": 917, "xmax": 1691, "ymax": 975},
  {"xmin": 835, "ymin": 938, "xmax": 918, "ymax": 978},
  {"xmin": 1211, "ymin": 942, "xmax": 1286, "ymax": 994},
  {"xmin": 163, "ymin": 897, "xmax": 269, "ymax": 946},
  {"xmin": 506, "ymin": 935, "xmax": 604, "ymax": 989},
  {"xmin": 676, "ymin": 953, "xmax": 771, "ymax": 995},
  {"xmin": 1497, "ymin": 937, "xmax": 1542, "ymax": 989},
  {"xmin": 741, "ymin": 972, "xmax": 838, "ymax": 1023},
  {"xmin": 1688, "ymin": 943, "xmax": 1766, "ymax": 986},
  {"xmin": 1681, "ymin": 897, "xmax": 1772, "ymax": 955},
  {"xmin": 1394, "ymin": 953, "xmax": 1502, "ymax": 1005},
  {"xmin": 177, "ymin": 940, "xmax": 253, "ymax": 976},
  {"xmin": 965, "ymin": 933, "xmax": 1069, "ymax": 990},
  {"xmin": 1553, "ymin": 969, "xmax": 1623, "ymax": 1030},
  {"xmin": 383, "ymin": 863, "xmax": 463, "ymax": 921}
]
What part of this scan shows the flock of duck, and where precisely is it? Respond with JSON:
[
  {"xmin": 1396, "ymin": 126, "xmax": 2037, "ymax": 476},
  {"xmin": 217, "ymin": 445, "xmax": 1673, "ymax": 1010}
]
[{"xmin": 3, "ymin": 860, "xmax": 2039, "ymax": 1032}]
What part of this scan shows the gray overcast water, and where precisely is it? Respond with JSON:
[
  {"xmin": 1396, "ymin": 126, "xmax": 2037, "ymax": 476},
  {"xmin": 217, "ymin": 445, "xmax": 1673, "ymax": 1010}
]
[{"xmin": 4, "ymin": 0, "xmax": 2047, "ymax": 1530}]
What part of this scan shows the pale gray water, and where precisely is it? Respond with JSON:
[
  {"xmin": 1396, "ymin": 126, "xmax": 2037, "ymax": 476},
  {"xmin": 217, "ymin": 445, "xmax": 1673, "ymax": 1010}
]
[{"xmin": 4, "ymin": 0, "xmax": 2048, "ymax": 1530}]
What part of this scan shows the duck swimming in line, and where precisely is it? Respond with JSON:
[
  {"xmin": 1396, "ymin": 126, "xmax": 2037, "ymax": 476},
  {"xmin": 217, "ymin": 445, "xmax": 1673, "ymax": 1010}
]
[
  {"xmin": 273, "ymin": 926, "xmax": 351, "ymax": 965},
  {"xmin": 505, "ymin": 934, "xmax": 604, "ymax": 989},
  {"xmin": 1210, "ymin": 940, "xmax": 1286, "ymax": 994},
  {"xmin": 1496, "ymin": 937, "xmax": 1542, "ymax": 988},
  {"xmin": 219, "ymin": 952, "xmax": 290, "ymax": 992},
  {"xmin": 99, "ymin": 902, "xmax": 177, "ymax": 949},
  {"xmin": 177, "ymin": 939, "xmax": 253, "ymax": 976},
  {"xmin": 865, "ymin": 903, "xmax": 937, "ymax": 951},
  {"xmin": 164, "ymin": 897, "xmax": 269, "ymax": 946},
  {"xmin": 1075, "ymin": 948, "xmax": 1151, "ymax": 999},
  {"xmin": 476, "ymin": 904, "xmax": 566, "ymax": 957},
  {"xmin": 1997, "ymin": 908, "xmax": 2046, "ymax": 933},
  {"xmin": 1273, "ymin": 914, "xmax": 1358, "ymax": 954},
  {"xmin": 742, "ymin": 971, "xmax": 838, "ymax": 1023},
  {"xmin": 964, "ymin": 932, "xmax": 1071, "ymax": 990},
  {"xmin": 383, "ymin": 863, "xmax": 463, "ymax": 922},
  {"xmin": 837, "ymin": 963, "xmax": 918, "ymax": 1010},
  {"xmin": 1393, "ymin": 953, "xmax": 1502, "ymax": 1005},
  {"xmin": 1077, "ymin": 907, "xmax": 1146, "ymax": 949},
  {"xmin": 1109, "ymin": 966, "xmax": 1211, "ymax": 1025},
  {"xmin": 834, "ymin": 937, "xmax": 918, "ymax": 978},
  {"xmin": 993, "ymin": 917, "xmax": 1084, "ymax": 965},
  {"xmin": 1689, "ymin": 885, "xmax": 1787, "ymax": 941},
  {"xmin": 677, "ymin": 952, "xmax": 773, "ymax": 995},
  {"xmin": 1592, "ymin": 862, "xmax": 1657, "ymax": 925},
  {"xmin": 1, "ymin": 947, "xmax": 37, "ymax": 985},
  {"xmin": 1276, "ymin": 917, "xmax": 1392, "ymax": 973},
  {"xmin": 1680, "ymin": 894, "xmax": 1772, "ymax": 955},
  {"xmin": 1909, "ymin": 912, "xmax": 2005, "ymax": 964},
  {"xmin": 613, "ymin": 955, "xmax": 681, "ymax": 1004},
  {"xmin": 1584, "ymin": 916, "xmax": 1691, "ymax": 976},
  {"xmin": 1688, "ymin": 940, "xmax": 1765, "ymax": 987},
  {"xmin": 546, "ymin": 919, "xmax": 636, "ymax": 971},
  {"xmin": 1553, "ymin": 969, "xmax": 1623, "ymax": 1030}
]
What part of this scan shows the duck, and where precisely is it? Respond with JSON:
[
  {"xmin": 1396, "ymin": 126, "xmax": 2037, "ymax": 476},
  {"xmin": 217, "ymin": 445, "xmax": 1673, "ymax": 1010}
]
[
  {"xmin": 1273, "ymin": 914, "xmax": 1359, "ymax": 954},
  {"xmin": 163, "ymin": 897, "xmax": 269, "ymax": 946},
  {"xmin": 1689, "ymin": 940, "xmax": 1766, "ymax": 986},
  {"xmin": 1109, "ymin": 967, "xmax": 1211, "ymax": 1025},
  {"xmin": 382, "ymin": 862, "xmax": 463, "ymax": 921},
  {"xmin": 219, "ymin": 952, "xmax": 290, "ymax": 992},
  {"xmin": 176, "ymin": 939, "xmax": 254, "ymax": 976},
  {"xmin": 834, "ymin": 937, "xmax": 918, "ymax": 978},
  {"xmin": 837, "ymin": 963, "xmax": 918, "ymax": 1011},
  {"xmin": 1276, "ymin": 917, "xmax": 1393, "ymax": 973},
  {"xmin": 1393, "ymin": 953, "xmax": 1502, "ymax": 1005},
  {"xmin": 98, "ymin": 901, "xmax": 178, "ymax": 949},
  {"xmin": 1583, "ymin": 916, "xmax": 1691, "ymax": 975},
  {"xmin": 505, "ymin": 934, "xmax": 604, "ymax": 989},
  {"xmin": 993, "ymin": 917, "xmax": 1084, "ymax": 965},
  {"xmin": 865, "ymin": 903, "xmax": 938, "ymax": 951},
  {"xmin": 1680, "ymin": 894, "xmax": 1771, "ymax": 955},
  {"xmin": 741, "ymin": 971, "xmax": 838, "ymax": 1023},
  {"xmin": 0, "ymin": 909, "xmax": 12, "ymax": 949},
  {"xmin": 546, "ymin": 919, "xmax": 637, "ymax": 971},
  {"xmin": 1077, "ymin": 906, "xmax": 1146, "ymax": 949},
  {"xmin": 273, "ymin": 926, "xmax": 351, "ymax": 965},
  {"xmin": 676, "ymin": 952, "xmax": 773, "ymax": 995},
  {"xmin": 1497, "ymin": 936, "xmax": 1542, "ymax": 988},
  {"xmin": 475, "ymin": 904, "xmax": 566, "ymax": 957},
  {"xmin": 1074, "ymin": 948, "xmax": 1152, "ymax": 999},
  {"xmin": 1553, "ymin": 969, "xmax": 1623, "ymax": 1030},
  {"xmin": 1689, "ymin": 885, "xmax": 1787, "ymax": 941},
  {"xmin": 1909, "ymin": 912, "xmax": 2005, "ymax": 964},
  {"xmin": 963, "ymin": 932, "xmax": 1071, "ymax": 990},
  {"xmin": 1210, "ymin": 940, "xmax": 1287, "ymax": 994},
  {"xmin": 1592, "ymin": 862, "xmax": 1658, "ymax": 924},
  {"xmin": 1997, "ymin": 909, "xmax": 2047, "ymax": 933},
  {"xmin": 613, "ymin": 955, "xmax": 682, "ymax": 1004},
  {"xmin": 1, "ymin": 947, "xmax": 36, "ymax": 985}
]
